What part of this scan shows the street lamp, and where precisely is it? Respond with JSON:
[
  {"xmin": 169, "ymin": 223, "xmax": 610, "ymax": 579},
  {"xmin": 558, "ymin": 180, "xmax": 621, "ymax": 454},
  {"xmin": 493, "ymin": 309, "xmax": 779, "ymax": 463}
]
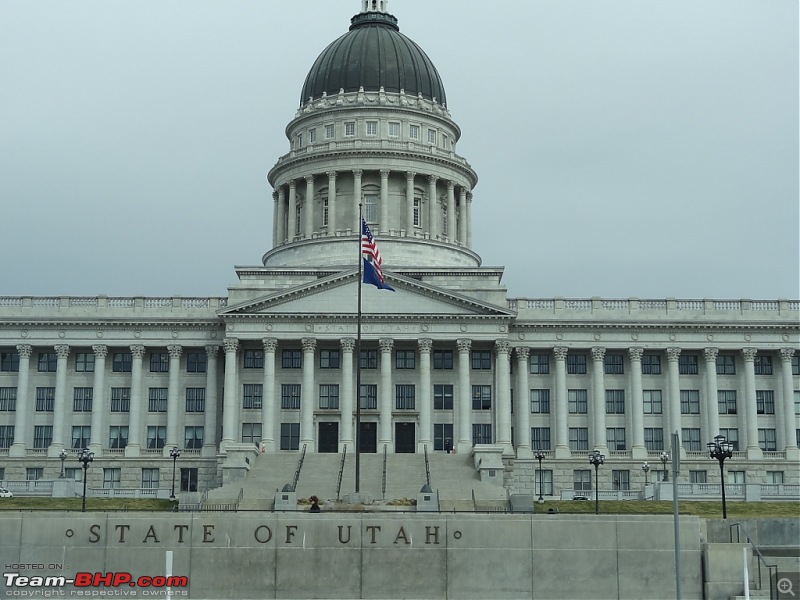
[
  {"xmin": 169, "ymin": 446, "xmax": 181, "ymax": 500},
  {"xmin": 660, "ymin": 451, "xmax": 670, "ymax": 481},
  {"xmin": 59, "ymin": 448, "xmax": 67, "ymax": 478},
  {"xmin": 707, "ymin": 435, "xmax": 734, "ymax": 519},
  {"xmin": 534, "ymin": 451, "xmax": 546, "ymax": 503},
  {"xmin": 641, "ymin": 462, "xmax": 650, "ymax": 486},
  {"xmin": 588, "ymin": 450, "xmax": 605, "ymax": 515},
  {"xmin": 77, "ymin": 448, "xmax": 94, "ymax": 513}
]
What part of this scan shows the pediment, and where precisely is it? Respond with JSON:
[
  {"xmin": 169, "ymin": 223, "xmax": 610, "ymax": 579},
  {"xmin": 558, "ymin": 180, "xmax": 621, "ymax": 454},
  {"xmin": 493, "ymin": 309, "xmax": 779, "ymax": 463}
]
[{"xmin": 219, "ymin": 269, "xmax": 514, "ymax": 320}]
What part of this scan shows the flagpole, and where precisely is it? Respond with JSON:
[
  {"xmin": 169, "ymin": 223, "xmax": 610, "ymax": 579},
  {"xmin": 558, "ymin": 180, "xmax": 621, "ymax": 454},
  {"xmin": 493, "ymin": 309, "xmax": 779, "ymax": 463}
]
[{"xmin": 355, "ymin": 203, "xmax": 363, "ymax": 494}]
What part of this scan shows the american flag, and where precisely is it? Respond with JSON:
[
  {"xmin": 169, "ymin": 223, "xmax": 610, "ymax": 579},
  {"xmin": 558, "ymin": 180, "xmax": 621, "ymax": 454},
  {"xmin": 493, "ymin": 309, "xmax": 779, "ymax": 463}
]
[{"xmin": 361, "ymin": 218, "xmax": 385, "ymax": 283}]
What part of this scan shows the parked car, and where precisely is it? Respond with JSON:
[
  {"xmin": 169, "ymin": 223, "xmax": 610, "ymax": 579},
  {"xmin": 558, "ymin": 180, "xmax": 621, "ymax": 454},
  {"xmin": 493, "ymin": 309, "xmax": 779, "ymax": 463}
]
[{"xmin": 0, "ymin": 488, "xmax": 13, "ymax": 498}]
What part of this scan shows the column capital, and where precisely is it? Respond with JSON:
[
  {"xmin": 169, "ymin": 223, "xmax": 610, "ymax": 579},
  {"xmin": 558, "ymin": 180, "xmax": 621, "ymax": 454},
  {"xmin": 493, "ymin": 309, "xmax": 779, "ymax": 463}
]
[
  {"xmin": 428, "ymin": 174, "xmax": 438, "ymax": 184},
  {"xmin": 54, "ymin": 344, "xmax": 70, "ymax": 359},
  {"xmin": 553, "ymin": 347, "xmax": 569, "ymax": 361},
  {"xmin": 204, "ymin": 344, "xmax": 220, "ymax": 357},
  {"xmin": 351, "ymin": 169, "xmax": 361, "ymax": 178},
  {"xmin": 130, "ymin": 345, "xmax": 146, "ymax": 359},
  {"xmin": 446, "ymin": 180, "xmax": 455, "ymax": 191},
  {"xmin": 379, "ymin": 169, "xmax": 390, "ymax": 179},
  {"xmin": 405, "ymin": 171, "xmax": 416, "ymax": 181},
  {"xmin": 495, "ymin": 340, "xmax": 511, "ymax": 355},
  {"xmin": 302, "ymin": 337, "xmax": 317, "ymax": 353},
  {"xmin": 780, "ymin": 348, "xmax": 796, "ymax": 362},
  {"xmin": 515, "ymin": 346, "xmax": 530, "ymax": 361},
  {"xmin": 467, "ymin": 191, "xmax": 473, "ymax": 202},
  {"xmin": 379, "ymin": 338, "xmax": 394, "ymax": 353},
  {"xmin": 628, "ymin": 347, "xmax": 644, "ymax": 361},
  {"xmin": 418, "ymin": 338, "xmax": 433, "ymax": 353},
  {"xmin": 703, "ymin": 347, "xmax": 719, "ymax": 362},
  {"xmin": 16, "ymin": 344, "xmax": 32, "ymax": 359},
  {"xmin": 289, "ymin": 179, "xmax": 297, "ymax": 190},
  {"xmin": 91, "ymin": 345, "xmax": 108, "ymax": 359},
  {"xmin": 223, "ymin": 338, "xmax": 239, "ymax": 353},
  {"xmin": 666, "ymin": 347, "xmax": 682, "ymax": 362},
  {"xmin": 167, "ymin": 344, "xmax": 182, "ymax": 359},
  {"xmin": 304, "ymin": 174, "xmax": 314, "ymax": 184},
  {"xmin": 341, "ymin": 338, "xmax": 356, "ymax": 352},
  {"xmin": 262, "ymin": 338, "xmax": 278, "ymax": 353},
  {"xmin": 272, "ymin": 190, "xmax": 279, "ymax": 201},
  {"xmin": 591, "ymin": 347, "xmax": 606, "ymax": 361},
  {"xmin": 741, "ymin": 347, "xmax": 757, "ymax": 362},
  {"xmin": 456, "ymin": 339, "xmax": 471, "ymax": 353}
]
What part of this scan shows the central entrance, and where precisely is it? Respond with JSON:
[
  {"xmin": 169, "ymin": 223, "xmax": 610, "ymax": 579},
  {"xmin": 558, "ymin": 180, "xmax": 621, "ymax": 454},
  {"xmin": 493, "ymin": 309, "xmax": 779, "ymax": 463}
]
[
  {"xmin": 318, "ymin": 422, "xmax": 338, "ymax": 453},
  {"xmin": 358, "ymin": 422, "xmax": 377, "ymax": 453},
  {"xmin": 394, "ymin": 422, "xmax": 415, "ymax": 453}
]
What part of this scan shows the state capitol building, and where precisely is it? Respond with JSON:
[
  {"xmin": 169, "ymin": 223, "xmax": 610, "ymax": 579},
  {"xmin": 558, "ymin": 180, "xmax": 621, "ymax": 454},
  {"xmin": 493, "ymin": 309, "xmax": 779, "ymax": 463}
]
[{"xmin": 1, "ymin": 0, "xmax": 797, "ymax": 500}]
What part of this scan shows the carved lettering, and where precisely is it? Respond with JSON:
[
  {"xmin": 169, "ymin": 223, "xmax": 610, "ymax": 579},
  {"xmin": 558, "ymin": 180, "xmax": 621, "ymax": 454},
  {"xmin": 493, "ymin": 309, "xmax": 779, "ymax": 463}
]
[
  {"xmin": 394, "ymin": 526, "xmax": 410, "ymax": 545},
  {"xmin": 143, "ymin": 525, "xmax": 160, "ymax": 544},
  {"xmin": 254, "ymin": 525, "xmax": 272, "ymax": 544},
  {"xmin": 338, "ymin": 525, "xmax": 351, "ymax": 544},
  {"xmin": 89, "ymin": 524, "xmax": 101, "ymax": 543},
  {"xmin": 285, "ymin": 525, "xmax": 298, "ymax": 543},
  {"xmin": 425, "ymin": 526, "xmax": 440, "ymax": 545},
  {"xmin": 366, "ymin": 525, "xmax": 381, "ymax": 544},
  {"xmin": 115, "ymin": 525, "xmax": 130, "ymax": 543},
  {"xmin": 173, "ymin": 525, "xmax": 189, "ymax": 543},
  {"xmin": 203, "ymin": 525, "xmax": 215, "ymax": 543}
]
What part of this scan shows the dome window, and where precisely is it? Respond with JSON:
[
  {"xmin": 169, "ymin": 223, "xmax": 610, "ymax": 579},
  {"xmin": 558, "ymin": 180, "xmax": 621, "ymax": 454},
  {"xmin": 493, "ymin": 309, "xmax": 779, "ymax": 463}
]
[
  {"xmin": 344, "ymin": 122, "xmax": 356, "ymax": 137},
  {"xmin": 366, "ymin": 121, "xmax": 378, "ymax": 136},
  {"xmin": 309, "ymin": 128, "xmax": 316, "ymax": 144},
  {"xmin": 324, "ymin": 124, "xmax": 335, "ymax": 139},
  {"xmin": 427, "ymin": 129, "xmax": 437, "ymax": 145},
  {"xmin": 409, "ymin": 124, "xmax": 420, "ymax": 140},
  {"xmin": 388, "ymin": 122, "xmax": 400, "ymax": 137}
]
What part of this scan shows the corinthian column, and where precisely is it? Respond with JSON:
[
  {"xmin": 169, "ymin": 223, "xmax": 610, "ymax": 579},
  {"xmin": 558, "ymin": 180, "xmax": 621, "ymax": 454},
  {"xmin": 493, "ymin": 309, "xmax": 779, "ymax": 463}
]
[
  {"xmin": 458, "ymin": 188, "xmax": 468, "ymax": 244},
  {"xmin": 591, "ymin": 347, "xmax": 608, "ymax": 453},
  {"xmin": 495, "ymin": 340, "xmax": 512, "ymax": 453},
  {"xmin": 272, "ymin": 190, "xmax": 279, "ymax": 246},
  {"xmin": 456, "ymin": 339, "xmax": 472, "ymax": 453},
  {"xmin": 446, "ymin": 181, "xmax": 456, "ymax": 242},
  {"xmin": 405, "ymin": 171, "xmax": 416, "ymax": 233},
  {"xmin": 515, "ymin": 346, "xmax": 532, "ymax": 458},
  {"xmin": 466, "ymin": 191, "xmax": 473, "ymax": 247},
  {"xmin": 9, "ymin": 344, "xmax": 32, "ymax": 457},
  {"xmin": 301, "ymin": 338, "xmax": 316, "ymax": 451},
  {"xmin": 742, "ymin": 348, "xmax": 762, "ymax": 459},
  {"xmin": 629, "ymin": 347, "xmax": 647, "ymax": 459},
  {"xmin": 340, "ymin": 338, "xmax": 356, "ymax": 452},
  {"xmin": 261, "ymin": 339, "xmax": 277, "ymax": 452},
  {"xmin": 203, "ymin": 345, "xmax": 220, "ymax": 456},
  {"xmin": 221, "ymin": 338, "xmax": 239, "ymax": 450},
  {"xmin": 703, "ymin": 348, "xmax": 720, "ymax": 442},
  {"xmin": 780, "ymin": 349, "xmax": 798, "ymax": 457},
  {"xmin": 666, "ymin": 348, "xmax": 683, "ymax": 455},
  {"xmin": 351, "ymin": 170, "xmax": 361, "ymax": 226},
  {"xmin": 428, "ymin": 176, "xmax": 438, "ymax": 239},
  {"xmin": 165, "ymin": 344, "xmax": 182, "ymax": 455},
  {"xmin": 378, "ymin": 338, "xmax": 393, "ymax": 451},
  {"xmin": 89, "ymin": 345, "xmax": 108, "ymax": 456},
  {"xmin": 49, "ymin": 345, "xmax": 70, "ymax": 456},
  {"xmin": 304, "ymin": 175, "xmax": 315, "ymax": 239},
  {"xmin": 125, "ymin": 345, "xmax": 146, "ymax": 456},
  {"xmin": 553, "ymin": 347, "xmax": 570, "ymax": 458},
  {"xmin": 379, "ymin": 170, "xmax": 390, "ymax": 234},
  {"xmin": 287, "ymin": 180, "xmax": 297, "ymax": 241},
  {"xmin": 418, "ymin": 339, "xmax": 433, "ymax": 453}
]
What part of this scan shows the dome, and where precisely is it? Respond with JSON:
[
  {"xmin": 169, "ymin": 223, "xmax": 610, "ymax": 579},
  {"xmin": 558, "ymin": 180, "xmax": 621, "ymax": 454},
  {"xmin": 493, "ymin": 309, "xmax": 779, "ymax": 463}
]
[{"xmin": 300, "ymin": 10, "xmax": 447, "ymax": 107}]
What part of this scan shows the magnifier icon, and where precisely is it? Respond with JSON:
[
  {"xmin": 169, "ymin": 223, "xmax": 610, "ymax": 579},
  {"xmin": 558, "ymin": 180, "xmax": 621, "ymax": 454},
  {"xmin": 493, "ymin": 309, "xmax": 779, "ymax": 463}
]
[{"xmin": 778, "ymin": 578, "xmax": 795, "ymax": 596}]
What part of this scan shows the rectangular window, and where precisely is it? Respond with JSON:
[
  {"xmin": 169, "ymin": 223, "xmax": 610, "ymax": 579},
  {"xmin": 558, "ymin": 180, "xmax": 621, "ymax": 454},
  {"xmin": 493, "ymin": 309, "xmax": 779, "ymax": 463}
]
[
  {"xmin": 641, "ymin": 354, "xmax": 661, "ymax": 374},
  {"xmin": 536, "ymin": 470, "xmax": 554, "ymax": 496},
  {"xmin": 719, "ymin": 428, "xmax": 739, "ymax": 451},
  {"xmin": 108, "ymin": 426, "xmax": 128, "ymax": 449},
  {"xmin": 395, "ymin": 385, "xmax": 415, "ymax": 410},
  {"xmin": 433, "ymin": 423, "xmax": 453, "ymax": 451},
  {"xmin": 360, "ymin": 349, "xmax": 378, "ymax": 369},
  {"xmin": 112, "ymin": 352, "xmax": 132, "ymax": 373},
  {"xmin": 73, "ymin": 387, "xmax": 93, "ymax": 412},
  {"xmin": 792, "ymin": 355, "xmax": 800, "ymax": 375},
  {"xmin": 0, "ymin": 425, "xmax": 14, "ymax": 448},
  {"xmin": 758, "ymin": 428, "xmax": 777, "ymax": 451},
  {"xmin": 0, "ymin": 388, "xmax": 15, "ymax": 411},
  {"xmin": 344, "ymin": 122, "xmax": 355, "ymax": 137},
  {"xmin": 413, "ymin": 197, "xmax": 421, "ymax": 226},
  {"xmin": 767, "ymin": 471, "xmax": 784, "ymax": 484},
  {"xmin": 26, "ymin": 467, "xmax": 44, "ymax": 481},
  {"xmin": 359, "ymin": 384, "xmax": 377, "ymax": 409},
  {"xmin": 409, "ymin": 124, "xmax": 420, "ymax": 140},
  {"xmin": 325, "ymin": 123, "xmax": 335, "ymax": 139},
  {"xmin": 471, "ymin": 350, "xmax": 491, "ymax": 370},
  {"xmin": 471, "ymin": 385, "xmax": 491, "ymax": 410},
  {"xmin": 309, "ymin": 127, "xmax": 316, "ymax": 143},
  {"xmin": 110, "ymin": 388, "xmax": 130, "ymax": 412},
  {"xmin": 433, "ymin": 384, "xmax": 453, "ymax": 410},
  {"xmin": 716, "ymin": 354, "xmax": 736, "ymax": 375},
  {"xmin": 38, "ymin": 352, "xmax": 57, "ymax": 372},
  {"xmin": 567, "ymin": 354, "xmax": 587, "ymax": 374},
  {"xmin": 149, "ymin": 352, "xmax": 169, "ymax": 373},
  {"xmin": 296, "ymin": 133, "xmax": 302, "ymax": 148},
  {"xmin": 75, "ymin": 352, "xmax": 95, "ymax": 373},
  {"xmin": 472, "ymin": 424, "xmax": 492, "ymax": 445},
  {"xmin": 72, "ymin": 425, "xmax": 91, "ymax": 449},
  {"xmin": 242, "ymin": 423, "xmax": 262, "ymax": 444},
  {"xmin": 568, "ymin": 389, "xmax": 588, "ymax": 414},
  {"xmin": 680, "ymin": 390, "xmax": 700, "ymax": 414},
  {"xmin": 573, "ymin": 470, "xmax": 592, "ymax": 492},
  {"xmin": 529, "ymin": 353, "xmax": 550, "ymax": 374},
  {"xmin": 320, "ymin": 349, "xmax": 340, "ymax": 369},
  {"xmin": 531, "ymin": 427, "xmax": 551, "ymax": 451},
  {"xmin": 322, "ymin": 195, "xmax": 329, "ymax": 226},
  {"xmin": 364, "ymin": 193, "xmax": 378, "ymax": 223},
  {"xmin": 242, "ymin": 384, "xmax": 263, "ymax": 409},
  {"xmin": 0, "ymin": 352, "xmax": 19, "ymax": 372},
  {"xmin": 612, "ymin": 470, "xmax": 630, "ymax": 491},
  {"xmin": 319, "ymin": 384, "xmax": 339, "ymax": 409},
  {"xmin": 281, "ymin": 384, "xmax": 301, "ymax": 409},
  {"xmin": 606, "ymin": 427, "xmax": 626, "ymax": 450},
  {"xmin": 35, "ymin": 387, "xmax": 55, "ymax": 411},
  {"xmin": 795, "ymin": 391, "xmax": 800, "ymax": 415},
  {"xmin": 433, "ymin": 350, "xmax": 453, "ymax": 369},
  {"xmin": 280, "ymin": 423, "xmax": 300, "ymax": 450},
  {"xmin": 569, "ymin": 427, "xmax": 589, "ymax": 451},
  {"xmin": 530, "ymin": 389, "xmax": 550, "ymax": 414},
  {"xmin": 718, "ymin": 390, "xmax": 737, "ymax": 414},
  {"xmin": 388, "ymin": 122, "xmax": 400, "ymax": 137},
  {"xmin": 365, "ymin": 121, "xmax": 378, "ymax": 136},
  {"xmin": 148, "ymin": 388, "xmax": 168, "ymax": 412},
  {"xmin": 186, "ymin": 352, "xmax": 207, "ymax": 373},
  {"xmin": 681, "ymin": 428, "xmax": 701, "ymax": 452},
  {"xmin": 147, "ymin": 426, "xmax": 166, "ymax": 449},
  {"xmin": 184, "ymin": 426, "xmax": 204, "ymax": 449},
  {"xmin": 604, "ymin": 353, "xmax": 624, "ymax": 375},
  {"xmin": 34, "ymin": 425, "xmax": 53, "ymax": 449},
  {"xmin": 644, "ymin": 427, "xmax": 664, "ymax": 451},
  {"xmin": 180, "ymin": 468, "xmax": 198, "ymax": 492},
  {"xmin": 396, "ymin": 350, "xmax": 416, "ymax": 369},
  {"xmin": 754, "ymin": 355, "xmax": 773, "ymax": 375},
  {"xmin": 282, "ymin": 349, "xmax": 302, "ymax": 369},
  {"xmin": 427, "ymin": 129, "xmax": 437, "ymax": 144},
  {"xmin": 643, "ymin": 390, "xmax": 662, "ymax": 414},
  {"xmin": 185, "ymin": 388, "xmax": 206, "ymax": 412},
  {"xmin": 605, "ymin": 389, "xmax": 625, "ymax": 414},
  {"xmin": 244, "ymin": 349, "xmax": 264, "ymax": 369},
  {"xmin": 756, "ymin": 390, "xmax": 775, "ymax": 414},
  {"xmin": 141, "ymin": 468, "xmax": 159, "ymax": 489},
  {"xmin": 101, "ymin": 468, "xmax": 121, "ymax": 490},
  {"xmin": 689, "ymin": 470, "xmax": 707, "ymax": 484},
  {"xmin": 679, "ymin": 354, "xmax": 699, "ymax": 375}
]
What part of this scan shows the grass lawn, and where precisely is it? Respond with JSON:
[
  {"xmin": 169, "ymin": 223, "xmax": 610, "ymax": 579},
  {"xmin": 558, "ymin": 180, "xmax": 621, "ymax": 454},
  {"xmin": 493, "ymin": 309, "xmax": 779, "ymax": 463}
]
[{"xmin": 0, "ymin": 497, "xmax": 175, "ymax": 511}]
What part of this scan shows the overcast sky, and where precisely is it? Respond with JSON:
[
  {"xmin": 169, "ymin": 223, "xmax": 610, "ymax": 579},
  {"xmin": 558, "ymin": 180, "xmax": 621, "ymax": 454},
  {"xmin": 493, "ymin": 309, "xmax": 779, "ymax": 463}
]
[{"xmin": 1, "ymin": 0, "xmax": 797, "ymax": 300}]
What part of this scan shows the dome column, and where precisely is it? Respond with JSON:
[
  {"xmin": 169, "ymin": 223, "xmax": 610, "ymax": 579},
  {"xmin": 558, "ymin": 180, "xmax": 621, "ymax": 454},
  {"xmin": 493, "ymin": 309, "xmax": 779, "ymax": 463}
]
[
  {"xmin": 304, "ymin": 175, "xmax": 315, "ymax": 239},
  {"xmin": 405, "ymin": 172, "xmax": 416, "ymax": 234},
  {"xmin": 380, "ymin": 170, "xmax": 390, "ymax": 234},
  {"xmin": 446, "ymin": 181, "xmax": 456, "ymax": 242},
  {"xmin": 272, "ymin": 190, "xmax": 279, "ymax": 247},
  {"xmin": 287, "ymin": 180, "xmax": 297, "ymax": 242},
  {"xmin": 466, "ymin": 191, "xmax": 473, "ymax": 247},
  {"xmin": 427, "ymin": 176, "xmax": 438, "ymax": 239},
  {"xmin": 458, "ymin": 188, "xmax": 468, "ymax": 245},
  {"xmin": 276, "ymin": 186, "xmax": 286, "ymax": 244},
  {"xmin": 327, "ymin": 171, "xmax": 337, "ymax": 232},
  {"xmin": 352, "ymin": 170, "xmax": 362, "ymax": 226}
]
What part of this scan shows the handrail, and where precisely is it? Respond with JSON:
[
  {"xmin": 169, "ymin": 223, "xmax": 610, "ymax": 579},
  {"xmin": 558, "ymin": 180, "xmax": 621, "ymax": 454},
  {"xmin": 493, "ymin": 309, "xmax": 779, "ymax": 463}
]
[
  {"xmin": 235, "ymin": 487, "xmax": 244, "ymax": 511},
  {"xmin": 292, "ymin": 444, "xmax": 307, "ymax": 491},
  {"xmin": 381, "ymin": 444, "xmax": 388, "ymax": 500},
  {"xmin": 336, "ymin": 445, "xmax": 347, "ymax": 500},
  {"xmin": 730, "ymin": 522, "xmax": 778, "ymax": 600},
  {"xmin": 423, "ymin": 444, "xmax": 431, "ymax": 487}
]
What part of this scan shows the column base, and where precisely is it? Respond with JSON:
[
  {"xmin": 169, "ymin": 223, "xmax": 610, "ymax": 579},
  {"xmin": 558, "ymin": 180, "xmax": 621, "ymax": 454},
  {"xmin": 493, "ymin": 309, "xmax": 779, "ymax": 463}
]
[
  {"xmin": 301, "ymin": 439, "xmax": 315, "ymax": 453},
  {"xmin": 124, "ymin": 444, "xmax": 141, "ymax": 457},
  {"xmin": 47, "ymin": 444, "xmax": 66, "ymax": 458},
  {"xmin": 631, "ymin": 445, "xmax": 648, "ymax": 460},
  {"xmin": 554, "ymin": 445, "xmax": 571, "ymax": 459},
  {"xmin": 417, "ymin": 441, "xmax": 432, "ymax": 454},
  {"xmin": 784, "ymin": 446, "xmax": 800, "ymax": 461},
  {"xmin": 339, "ymin": 440, "xmax": 354, "ymax": 454},
  {"xmin": 9, "ymin": 442, "xmax": 27, "ymax": 458},
  {"xmin": 457, "ymin": 440, "xmax": 472, "ymax": 455},
  {"xmin": 88, "ymin": 443, "xmax": 103, "ymax": 457},
  {"xmin": 219, "ymin": 439, "xmax": 236, "ymax": 453},
  {"xmin": 515, "ymin": 446, "xmax": 533, "ymax": 460},
  {"xmin": 746, "ymin": 446, "xmax": 763, "ymax": 460},
  {"xmin": 379, "ymin": 441, "xmax": 393, "ymax": 454},
  {"xmin": 201, "ymin": 444, "xmax": 219, "ymax": 458}
]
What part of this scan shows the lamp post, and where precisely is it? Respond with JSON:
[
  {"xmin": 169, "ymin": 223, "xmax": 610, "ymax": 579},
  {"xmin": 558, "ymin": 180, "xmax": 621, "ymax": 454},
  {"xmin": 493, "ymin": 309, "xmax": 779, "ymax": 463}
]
[
  {"xmin": 59, "ymin": 448, "xmax": 67, "ymax": 478},
  {"xmin": 707, "ymin": 435, "xmax": 734, "ymax": 519},
  {"xmin": 77, "ymin": 448, "xmax": 94, "ymax": 513},
  {"xmin": 660, "ymin": 451, "xmax": 669, "ymax": 481},
  {"xmin": 169, "ymin": 446, "xmax": 181, "ymax": 500},
  {"xmin": 534, "ymin": 451, "xmax": 546, "ymax": 503},
  {"xmin": 641, "ymin": 461, "xmax": 650, "ymax": 486},
  {"xmin": 588, "ymin": 450, "xmax": 605, "ymax": 515}
]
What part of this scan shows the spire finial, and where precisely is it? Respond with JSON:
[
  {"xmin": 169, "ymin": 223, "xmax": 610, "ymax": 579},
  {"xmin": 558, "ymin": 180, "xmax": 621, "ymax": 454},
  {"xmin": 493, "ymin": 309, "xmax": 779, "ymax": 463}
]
[{"xmin": 361, "ymin": 0, "xmax": 388, "ymax": 13}]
